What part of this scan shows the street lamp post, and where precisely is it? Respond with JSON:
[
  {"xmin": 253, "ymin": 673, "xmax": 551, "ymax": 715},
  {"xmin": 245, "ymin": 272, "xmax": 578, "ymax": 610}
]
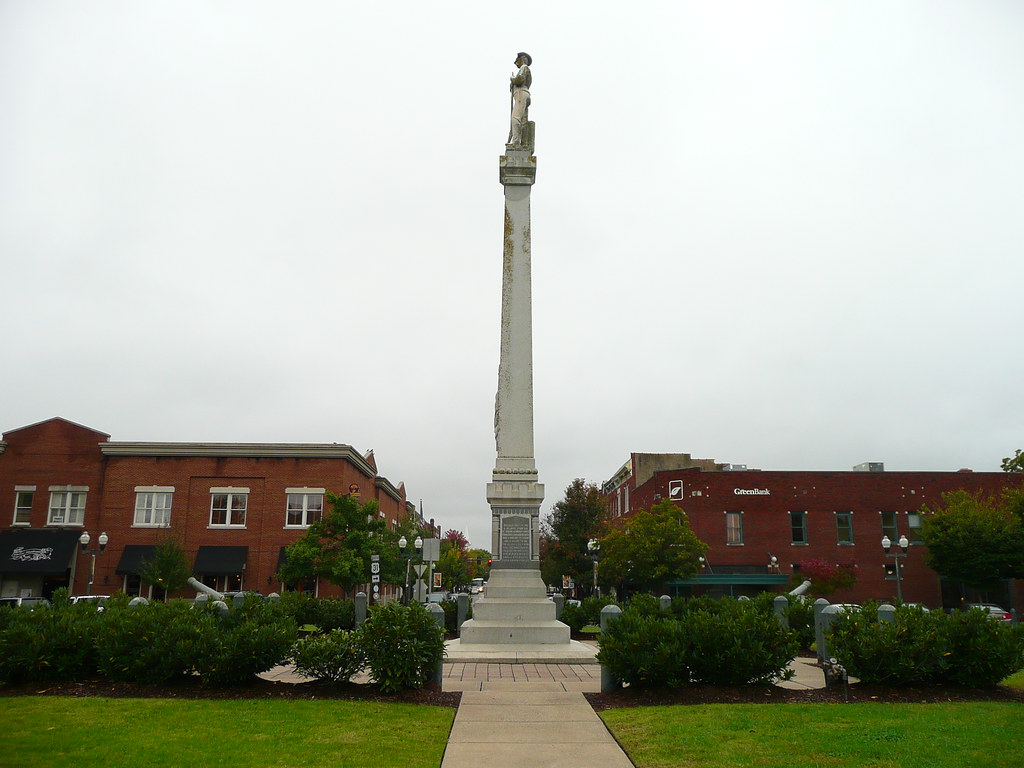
[
  {"xmin": 882, "ymin": 534, "xmax": 909, "ymax": 603},
  {"xmin": 78, "ymin": 531, "xmax": 108, "ymax": 596},
  {"xmin": 587, "ymin": 538, "xmax": 601, "ymax": 598},
  {"xmin": 398, "ymin": 535, "xmax": 423, "ymax": 606}
]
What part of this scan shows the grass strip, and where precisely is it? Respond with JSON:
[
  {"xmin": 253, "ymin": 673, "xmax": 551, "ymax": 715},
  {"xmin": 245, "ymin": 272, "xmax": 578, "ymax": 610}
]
[
  {"xmin": 601, "ymin": 702, "xmax": 1021, "ymax": 768},
  {"xmin": 0, "ymin": 697, "xmax": 454, "ymax": 768}
]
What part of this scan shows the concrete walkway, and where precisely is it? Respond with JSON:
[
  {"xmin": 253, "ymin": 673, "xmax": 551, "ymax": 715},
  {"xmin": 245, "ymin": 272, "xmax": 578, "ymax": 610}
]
[
  {"xmin": 440, "ymin": 663, "xmax": 631, "ymax": 768},
  {"xmin": 261, "ymin": 656, "xmax": 834, "ymax": 768}
]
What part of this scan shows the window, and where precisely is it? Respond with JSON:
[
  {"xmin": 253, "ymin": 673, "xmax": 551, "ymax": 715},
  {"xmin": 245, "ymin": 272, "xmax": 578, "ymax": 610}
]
[
  {"xmin": 123, "ymin": 574, "xmax": 166, "ymax": 602},
  {"xmin": 202, "ymin": 574, "xmax": 242, "ymax": 592},
  {"xmin": 209, "ymin": 488, "xmax": 248, "ymax": 527},
  {"xmin": 906, "ymin": 513, "xmax": 923, "ymax": 544},
  {"xmin": 13, "ymin": 487, "xmax": 34, "ymax": 525},
  {"xmin": 134, "ymin": 487, "xmax": 173, "ymax": 527},
  {"xmin": 725, "ymin": 511, "xmax": 743, "ymax": 545},
  {"xmin": 285, "ymin": 489, "xmax": 324, "ymax": 528},
  {"xmin": 880, "ymin": 510, "xmax": 898, "ymax": 541},
  {"xmin": 790, "ymin": 511, "xmax": 808, "ymax": 544},
  {"xmin": 836, "ymin": 511, "xmax": 853, "ymax": 545},
  {"xmin": 48, "ymin": 486, "xmax": 87, "ymax": 525}
]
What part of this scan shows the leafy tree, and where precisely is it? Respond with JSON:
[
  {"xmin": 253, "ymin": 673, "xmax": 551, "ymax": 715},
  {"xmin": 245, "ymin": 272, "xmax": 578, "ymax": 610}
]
[
  {"xmin": 436, "ymin": 548, "xmax": 470, "ymax": 592},
  {"xmin": 136, "ymin": 536, "xmax": 191, "ymax": 600},
  {"xmin": 920, "ymin": 489, "xmax": 1024, "ymax": 590},
  {"xmin": 277, "ymin": 493, "xmax": 398, "ymax": 595},
  {"xmin": 442, "ymin": 529, "xmax": 468, "ymax": 553},
  {"xmin": 791, "ymin": 559, "xmax": 857, "ymax": 597},
  {"xmin": 1002, "ymin": 449, "xmax": 1024, "ymax": 473},
  {"xmin": 542, "ymin": 479, "xmax": 607, "ymax": 594},
  {"xmin": 466, "ymin": 548, "xmax": 491, "ymax": 581},
  {"xmin": 597, "ymin": 500, "xmax": 708, "ymax": 594}
]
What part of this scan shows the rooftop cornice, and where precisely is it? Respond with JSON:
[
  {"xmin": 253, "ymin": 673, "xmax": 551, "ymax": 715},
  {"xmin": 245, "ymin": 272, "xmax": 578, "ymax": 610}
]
[
  {"xmin": 374, "ymin": 476, "xmax": 404, "ymax": 503},
  {"xmin": 100, "ymin": 442, "xmax": 377, "ymax": 477}
]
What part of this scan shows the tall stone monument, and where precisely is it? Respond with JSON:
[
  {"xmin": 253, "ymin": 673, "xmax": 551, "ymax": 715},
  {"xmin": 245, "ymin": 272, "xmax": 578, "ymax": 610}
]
[{"xmin": 459, "ymin": 53, "xmax": 570, "ymax": 646}]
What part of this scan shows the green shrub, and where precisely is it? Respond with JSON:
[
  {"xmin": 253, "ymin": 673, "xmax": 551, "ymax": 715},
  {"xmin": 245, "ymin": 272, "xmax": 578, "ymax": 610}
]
[
  {"xmin": 0, "ymin": 600, "xmax": 101, "ymax": 683},
  {"xmin": 274, "ymin": 593, "xmax": 354, "ymax": 632},
  {"xmin": 597, "ymin": 612, "xmax": 690, "ymax": 687},
  {"xmin": 625, "ymin": 593, "xmax": 661, "ymax": 618},
  {"xmin": 559, "ymin": 601, "xmax": 586, "ymax": 633},
  {"xmin": 598, "ymin": 599, "xmax": 798, "ymax": 687},
  {"xmin": 290, "ymin": 629, "xmax": 366, "ymax": 683},
  {"xmin": 194, "ymin": 600, "xmax": 297, "ymax": 686},
  {"xmin": 938, "ymin": 611, "xmax": 1024, "ymax": 687},
  {"xmin": 358, "ymin": 602, "xmax": 445, "ymax": 693},
  {"xmin": 828, "ymin": 605, "xmax": 1024, "ymax": 687},
  {"xmin": 437, "ymin": 598, "xmax": 462, "ymax": 634},
  {"xmin": 93, "ymin": 599, "xmax": 213, "ymax": 683},
  {"xmin": 579, "ymin": 595, "xmax": 619, "ymax": 627}
]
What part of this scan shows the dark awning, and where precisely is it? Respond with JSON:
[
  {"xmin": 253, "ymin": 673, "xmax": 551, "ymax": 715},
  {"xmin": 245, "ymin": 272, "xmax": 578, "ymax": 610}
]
[
  {"xmin": 193, "ymin": 546, "xmax": 248, "ymax": 575},
  {"xmin": 0, "ymin": 529, "xmax": 80, "ymax": 574},
  {"xmin": 115, "ymin": 545, "xmax": 157, "ymax": 575}
]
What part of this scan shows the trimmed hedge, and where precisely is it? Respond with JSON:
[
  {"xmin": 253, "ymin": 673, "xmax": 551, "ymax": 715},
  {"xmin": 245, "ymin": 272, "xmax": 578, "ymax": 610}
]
[
  {"xmin": 598, "ymin": 597, "xmax": 798, "ymax": 687},
  {"xmin": 828, "ymin": 603, "xmax": 1024, "ymax": 687},
  {"xmin": 359, "ymin": 601, "xmax": 446, "ymax": 693}
]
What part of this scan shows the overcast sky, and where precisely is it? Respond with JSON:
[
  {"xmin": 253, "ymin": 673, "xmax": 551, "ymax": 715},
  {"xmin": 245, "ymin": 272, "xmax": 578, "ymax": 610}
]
[{"xmin": 2, "ymin": 2, "xmax": 1022, "ymax": 548}]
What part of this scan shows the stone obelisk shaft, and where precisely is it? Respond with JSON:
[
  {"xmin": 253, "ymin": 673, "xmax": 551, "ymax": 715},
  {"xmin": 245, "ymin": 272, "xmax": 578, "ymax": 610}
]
[{"xmin": 487, "ymin": 148, "xmax": 545, "ymax": 568}]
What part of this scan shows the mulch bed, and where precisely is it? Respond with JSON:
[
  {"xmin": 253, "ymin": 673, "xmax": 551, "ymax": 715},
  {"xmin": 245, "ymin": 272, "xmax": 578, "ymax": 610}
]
[
  {"xmin": 0, "ymin": 678, "xmax": 462, "ymax": 708},
  {"xmin": 585, "ymin": 683, "xmax": 1024, "ymax": 710}
]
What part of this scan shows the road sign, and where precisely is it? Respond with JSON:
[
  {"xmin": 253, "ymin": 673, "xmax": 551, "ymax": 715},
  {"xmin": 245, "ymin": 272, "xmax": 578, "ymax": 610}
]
[{"xmin": 414, "ymin": 564, "xmax": 427, "ymax": 577}]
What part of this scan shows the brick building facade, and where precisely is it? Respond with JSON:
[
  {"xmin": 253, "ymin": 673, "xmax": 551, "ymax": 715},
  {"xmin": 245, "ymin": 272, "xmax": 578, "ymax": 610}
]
[
  {"xmin": 602, "ymin": 453, "xmax": 1023, "ymax": 614},
  {"xmin": 0, "ymin": 418, "xmax": 434, "ymax": 600}
]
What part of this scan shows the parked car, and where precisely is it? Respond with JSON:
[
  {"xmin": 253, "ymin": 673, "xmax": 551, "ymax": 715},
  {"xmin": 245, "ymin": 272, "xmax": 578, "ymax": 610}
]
[
  {"xmin": 830, "ymin": 603, "xmax": 861, "ymax": 613},
  {"xmin": 0, "ymin": 596, "xmax": 51, "ymax": 609},
  {"xmin": 962, "ymin": 603, "xmax": 1012, "ymax": 624},
  {"xmin": 69, "ymin": 595, "xmax": 110, "ymax": 611},
  {"xmin": 470, "ymin": 578, "xmax": 485, "ymax": 595},
  {"xmin": 902, "ymin": 602, "xmax": 930, "ymax": 612}
]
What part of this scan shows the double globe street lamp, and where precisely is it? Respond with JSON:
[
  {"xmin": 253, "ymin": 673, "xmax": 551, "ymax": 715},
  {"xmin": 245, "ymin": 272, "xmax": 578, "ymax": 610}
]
[
  {"xmin": 78, "ymin": 531, "xmax": 109, "ymax": 596},
  {"xmin": 881, "ymin": 534, "xmax": 910, "ymax": 603},
  {"xmin": 398, "ymin": 535, "xmax": 423, "ymax": 606},
  {"xmin": 587, "ymin": 538, "xmax": 601, "ymax": 598}
]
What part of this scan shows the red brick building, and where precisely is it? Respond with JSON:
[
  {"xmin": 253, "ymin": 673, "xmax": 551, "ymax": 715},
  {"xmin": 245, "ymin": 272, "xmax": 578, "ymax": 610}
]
[
  {"xmin": 0, "ymin": 418, "xmax": 434, "ymax": 600},
  {"xmin": 602, "ymin": 453, "xmax": 1023, "ymax": 614}
]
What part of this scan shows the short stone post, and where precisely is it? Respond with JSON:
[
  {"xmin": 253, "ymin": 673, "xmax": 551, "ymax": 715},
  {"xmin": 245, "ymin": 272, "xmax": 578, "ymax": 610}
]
[
  {"xmin": 818, "ymin": 604, "xmax": 842, "ymax": 662},
  {"xmin": 774, "ymin": 595, "xmax": 789, "ymax": 629},
  {"xmin": 128, "ymin": 596, "xmax": 149, "ymax": 608},
  {"xmin": 354, "ymin": 591, "xmax": 368, "ymax": 627},
  {"xmin": 426, "ymin": 603, "xmax": 446, "ymax": 687},
  {"xmin": 552, "ymin": 593, "xmax": 564, "ymax": 621},
  {"xmin": 813, "ymin": 598, "xmax": 829, "ymax": 661},
  {"xmin": 659, "ymin": 595, "xmax": 671, "ymax": 612},
  {"xmin": 267, "ymin": 592, "xmax": 280, "ymax": 604},
  {"xmin": 212, "ymin": 600, "xmax": 229, "ymax": 618},
  {"xmin": 456, "ymin": 593, "xmax": 470, "ymax": 632},
  {"xmin": 878, "ymin": 603, "xmax": 896, "ymax": 624},
  {"xmin": 232, "ymin": 592, "xmax": 247, "ymax": 610},
  {"xmin": 194, "ymin": 594, "xmax": 208, "ymax": 606},
  {"xmin": 600, "ymin": 604, "xmax": 623, "ymax": 693}
]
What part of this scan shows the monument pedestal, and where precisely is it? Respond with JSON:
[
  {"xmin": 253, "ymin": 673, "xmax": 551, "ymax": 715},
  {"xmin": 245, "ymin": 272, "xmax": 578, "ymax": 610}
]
[{"xmin": 457, "ymin": 568, "xmax": 569, "ymax": 645}]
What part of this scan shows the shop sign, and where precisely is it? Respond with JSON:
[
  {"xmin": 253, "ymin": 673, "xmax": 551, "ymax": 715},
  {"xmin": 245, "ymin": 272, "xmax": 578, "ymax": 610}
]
[{"xmin": 733, "ymin": 488, "xmax": 771, "ymax": 496}]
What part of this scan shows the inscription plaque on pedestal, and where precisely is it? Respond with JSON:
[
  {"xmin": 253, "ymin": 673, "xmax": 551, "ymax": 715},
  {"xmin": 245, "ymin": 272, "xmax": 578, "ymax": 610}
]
[{"xmin": 501, "ymin": 515, "xmax": 532, "ymax": 561}]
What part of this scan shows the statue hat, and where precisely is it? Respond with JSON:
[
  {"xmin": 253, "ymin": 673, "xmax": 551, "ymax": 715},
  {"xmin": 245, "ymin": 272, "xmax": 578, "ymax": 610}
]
[{"xmin": 515, "ymin": 52, "xmax": 532, "ymax": 66}]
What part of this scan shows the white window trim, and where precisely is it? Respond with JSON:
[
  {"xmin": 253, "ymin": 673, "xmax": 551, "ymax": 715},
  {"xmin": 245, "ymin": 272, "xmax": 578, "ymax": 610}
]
[
  {"xmin": 47, "ymin": 485, "xmax": 88, "ymax": 526},
  {"xmin": 284, "ymin": 489, "xmax": 325, "ymax": 529},
  {"xmin": 133, "ymin": 486, "xmax": 175, "ymax": 528},
  {"xmin": 209, "ymin": 487, "xmax": 249, "ymax": 528},
  {"xmin": 13, "ymin": 485, "xmax": 35, "ymax": 526}
]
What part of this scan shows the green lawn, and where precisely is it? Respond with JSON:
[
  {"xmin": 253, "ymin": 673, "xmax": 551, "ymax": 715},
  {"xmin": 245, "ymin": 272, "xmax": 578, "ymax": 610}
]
[
  {"xmin": 601, "ymin": 702, "xmax": 1022, "ymax": 768},
  {"xmin": 0, "ymin": 698, "xmax": 454, "ymax": 768},
  {"xmin": 1002, "ymin": 669, "xmax": 1024, "ymax": 689}
]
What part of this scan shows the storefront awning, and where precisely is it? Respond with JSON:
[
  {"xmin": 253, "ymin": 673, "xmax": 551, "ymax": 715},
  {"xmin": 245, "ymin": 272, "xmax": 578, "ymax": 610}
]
[
  {"xmin": 193, "ymin": 546, "xmax": 248, "ymax": 576},
  {"xmin": 115, "ymin": 545, "xmax": 157, "ymax": 575},
  {"xmin": 0, "ymin": 529, "xmax": 80, "ymax": 574}
]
